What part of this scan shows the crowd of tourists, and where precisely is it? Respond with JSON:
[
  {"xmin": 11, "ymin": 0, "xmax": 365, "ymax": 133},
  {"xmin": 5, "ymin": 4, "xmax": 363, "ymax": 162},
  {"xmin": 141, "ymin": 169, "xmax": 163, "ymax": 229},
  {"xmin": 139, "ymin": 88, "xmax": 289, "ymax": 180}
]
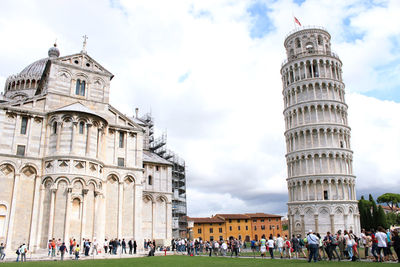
[
  {"xmin": 0, "ymin": 237, "xmax": 140, "ymax": 262},
  {"xmin": 172, "ymin": 227, "xmax": 400, "ymax": 263},
  {"xmin": 171, "ymin": 238, "xmax": 242, "ymax": 257},
  {"xmin": 1, "ymin": 227, "xmax": 399, "ymax": 263}
]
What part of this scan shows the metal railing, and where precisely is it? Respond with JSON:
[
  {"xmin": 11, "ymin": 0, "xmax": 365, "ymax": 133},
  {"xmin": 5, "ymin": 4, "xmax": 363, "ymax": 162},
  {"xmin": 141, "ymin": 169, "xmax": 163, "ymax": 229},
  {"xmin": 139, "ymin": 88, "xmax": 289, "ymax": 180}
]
[{"xmin": 284, "ymin": 25, "xmax": 328, "ymax": 40}]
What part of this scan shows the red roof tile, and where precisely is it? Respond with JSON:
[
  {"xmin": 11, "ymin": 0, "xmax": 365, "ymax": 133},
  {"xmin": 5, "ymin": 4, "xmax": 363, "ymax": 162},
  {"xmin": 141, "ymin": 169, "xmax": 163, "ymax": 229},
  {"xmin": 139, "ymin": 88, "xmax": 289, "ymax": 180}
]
[{"xmin": 245, "ymin": 213, "xmax": 282, "ymax": 218}]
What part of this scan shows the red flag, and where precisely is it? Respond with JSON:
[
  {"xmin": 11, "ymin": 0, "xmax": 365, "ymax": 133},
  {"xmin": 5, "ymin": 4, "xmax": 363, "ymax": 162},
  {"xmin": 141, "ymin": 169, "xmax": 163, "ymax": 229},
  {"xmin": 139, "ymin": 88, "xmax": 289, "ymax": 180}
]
[{"xmin": 294, "ymin": 17, "xmax": 301, "ymax": 26}]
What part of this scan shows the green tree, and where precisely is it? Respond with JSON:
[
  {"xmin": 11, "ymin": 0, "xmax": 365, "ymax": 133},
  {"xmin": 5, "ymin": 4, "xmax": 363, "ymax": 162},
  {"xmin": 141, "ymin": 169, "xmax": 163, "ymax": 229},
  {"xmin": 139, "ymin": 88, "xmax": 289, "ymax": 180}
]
[
  {"xmin": 386, "ymin": 212, "xmax": 398, "ymax": 227},
  {"xmin": 377, "ymin": 193, "xmax": 400, "ymax": 211},
  {"xmin": 358, "ymin": 195, "xmax": 372, "ymax": 230},
  {"xmin": 369, "ymin": 194, "xmax": 379, "ymax": 229},
  {"xmin": 376, "ymin": 205, "xmax": 388, "ymax": 228}
]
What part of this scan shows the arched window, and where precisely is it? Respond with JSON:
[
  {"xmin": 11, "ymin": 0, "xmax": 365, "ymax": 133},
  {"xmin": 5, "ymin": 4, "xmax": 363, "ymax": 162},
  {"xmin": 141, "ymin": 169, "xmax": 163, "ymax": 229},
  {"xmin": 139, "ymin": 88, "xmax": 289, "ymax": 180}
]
[
  {"xmin": 75, "ymin": 79, "xmax": 86, "ymax": 96},
  {"xmin": 305, "ymin": 42, "xmax": 314, "ymax": 53},
  {"xmin": 295, "ymin": 38, "xmax": 301, "ymax": 48},
  {"xmin": 148, "ymin": 175, "xmax": 152, "ymax": 185},
  {"xmin": 20, "ymin": 117, "xmax": 28, "ymax": 135},
  {"xmin": 317, "ymin": 35, "xmax": 323, "ymax": 45},
  {"xmin": 79, "ymin": 121, "xmax": 85, "ymax": 134},
  {"xmin": 52, "ymin": 122, "xmax": 57, "ymax": 134}
]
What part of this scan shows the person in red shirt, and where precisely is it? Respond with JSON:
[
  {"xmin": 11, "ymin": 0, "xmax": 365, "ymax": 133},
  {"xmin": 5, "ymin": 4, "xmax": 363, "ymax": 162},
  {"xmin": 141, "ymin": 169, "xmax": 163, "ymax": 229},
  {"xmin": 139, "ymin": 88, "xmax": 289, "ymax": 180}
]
[
  {"xmin": 51, "ymin": 239, "xmax": 56, "ymax": 257},
  {"xmin": 69, "ymin": 239, "xmax": 74, "ymax": 255}
]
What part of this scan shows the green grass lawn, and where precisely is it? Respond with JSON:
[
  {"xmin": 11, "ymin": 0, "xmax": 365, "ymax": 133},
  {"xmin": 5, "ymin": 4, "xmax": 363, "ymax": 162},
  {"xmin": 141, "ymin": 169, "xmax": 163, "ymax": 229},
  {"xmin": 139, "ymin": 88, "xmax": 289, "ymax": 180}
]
[{"xmin": 0, "ymin": 255, "xmax": 389, "ymax": 266}]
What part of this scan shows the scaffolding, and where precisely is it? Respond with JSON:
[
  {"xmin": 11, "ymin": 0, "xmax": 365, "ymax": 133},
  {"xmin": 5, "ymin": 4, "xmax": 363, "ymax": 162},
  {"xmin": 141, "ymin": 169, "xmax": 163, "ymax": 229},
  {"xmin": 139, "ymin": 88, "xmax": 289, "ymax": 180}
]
[{"xmin": 144, "ymin": 116, "xmax": 187, "ymax": 239}]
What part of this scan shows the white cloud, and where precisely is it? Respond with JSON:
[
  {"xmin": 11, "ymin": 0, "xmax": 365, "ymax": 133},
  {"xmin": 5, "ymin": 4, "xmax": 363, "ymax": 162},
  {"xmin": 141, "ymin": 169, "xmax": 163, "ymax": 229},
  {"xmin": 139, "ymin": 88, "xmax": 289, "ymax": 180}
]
[{"xmin": 0, "ymin": 0, "xmax": 399, "ymax": 217}]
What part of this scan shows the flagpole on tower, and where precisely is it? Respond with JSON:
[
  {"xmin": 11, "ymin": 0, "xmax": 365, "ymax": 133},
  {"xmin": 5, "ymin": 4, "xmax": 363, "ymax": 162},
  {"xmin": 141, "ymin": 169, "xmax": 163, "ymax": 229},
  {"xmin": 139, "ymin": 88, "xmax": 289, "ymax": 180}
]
[{"xmin": 292, "ymin": 12, "xmax": 296, "ymax": 29}]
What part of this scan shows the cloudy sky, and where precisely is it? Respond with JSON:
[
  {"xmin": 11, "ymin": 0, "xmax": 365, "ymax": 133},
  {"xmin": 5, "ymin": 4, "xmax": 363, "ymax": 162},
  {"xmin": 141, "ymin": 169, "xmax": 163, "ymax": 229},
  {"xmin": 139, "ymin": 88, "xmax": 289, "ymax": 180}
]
[{"xmin": 1, "ymin": 0, "xmax": 399, "ymax": 217}]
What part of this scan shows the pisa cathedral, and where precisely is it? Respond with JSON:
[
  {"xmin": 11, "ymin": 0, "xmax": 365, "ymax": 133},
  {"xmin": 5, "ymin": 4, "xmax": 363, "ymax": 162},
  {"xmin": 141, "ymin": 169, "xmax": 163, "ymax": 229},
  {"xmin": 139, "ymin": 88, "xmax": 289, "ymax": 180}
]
[
  {"xmin": 281, "ymin": 27, "xmax": 360, "ymax": 236},
  {"xmin": 0, "ymin": 44, "xmax": 174, "ymax": 252}
]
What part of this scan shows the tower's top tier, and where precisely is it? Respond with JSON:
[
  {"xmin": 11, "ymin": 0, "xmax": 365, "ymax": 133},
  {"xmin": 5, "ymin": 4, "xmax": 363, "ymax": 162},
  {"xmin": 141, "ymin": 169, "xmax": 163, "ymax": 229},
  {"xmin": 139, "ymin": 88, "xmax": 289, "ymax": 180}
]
[{"xmin": 283, "ymin": 26, "xmax": 333, "ymax": 62}]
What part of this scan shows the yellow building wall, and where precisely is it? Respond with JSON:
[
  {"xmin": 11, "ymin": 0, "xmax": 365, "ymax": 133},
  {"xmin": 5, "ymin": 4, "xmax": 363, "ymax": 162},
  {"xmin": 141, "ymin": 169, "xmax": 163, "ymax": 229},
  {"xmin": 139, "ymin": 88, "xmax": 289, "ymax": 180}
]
[
  {"xmin": 224, "ymin": 219, "xmax": 252, "ymax": 241},
  {"xmin": 193, "ymin": 222, "xmax": 226, "ymax": 241}
]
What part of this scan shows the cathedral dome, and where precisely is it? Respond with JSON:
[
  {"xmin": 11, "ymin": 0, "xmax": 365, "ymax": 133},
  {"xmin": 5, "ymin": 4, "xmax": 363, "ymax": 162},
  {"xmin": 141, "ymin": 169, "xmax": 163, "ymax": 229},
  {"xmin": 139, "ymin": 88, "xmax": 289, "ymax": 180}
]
[
  {"xmin": 4, "ymin": 44, "xmax": 60, "ymax": 96},
  {"xmin": 18, "ymin": 58, "xmax": 48, "ymax": 78}
]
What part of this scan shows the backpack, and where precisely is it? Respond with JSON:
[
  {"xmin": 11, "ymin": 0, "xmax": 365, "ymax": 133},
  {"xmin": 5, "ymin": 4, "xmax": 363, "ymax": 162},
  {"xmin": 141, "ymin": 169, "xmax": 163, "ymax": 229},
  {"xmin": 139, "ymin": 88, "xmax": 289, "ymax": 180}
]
[{"xmin": 16, "ymin": 249, "xmax": 20, "ymax": 255}]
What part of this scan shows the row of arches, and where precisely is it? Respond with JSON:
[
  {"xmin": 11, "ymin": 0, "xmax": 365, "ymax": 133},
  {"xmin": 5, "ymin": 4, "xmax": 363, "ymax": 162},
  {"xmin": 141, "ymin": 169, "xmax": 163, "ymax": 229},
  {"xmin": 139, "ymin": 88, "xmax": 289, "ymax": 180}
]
[
  {"xmin": 285, "ymin": 127, "xmax": 351, "ymax": 153},
  {"xmin": 284, "ymin": 104, "xmax": 348, "ymax": 130},
  {"xmin": 287, "ymin": 178, "xmax": 356, "ymax": 202},
  {"xmin": 289, "ymin": 203, "xmax": 360, "ymax": 236},
  {"xmin": 0, "ymin": 163, "xmax": 39, "ymax": 248},
  {"xmin": 47, "ymin": 114, "xmax": 107, "ymax": 158},
  {"xmin": 287, "ymin": 30, "xmax": 329, "ymax": 48},
  {"xmin": 285, "ymin": 31, "xmax": 331, "ymax": 57},
  {"xmin": 283, "ymin": 81, "xmax": 345, "ymax": 107},
  {"xmin": 282, "ymin": 58, "xmax": 342, "ymax": 87},
  {"xmin": 289, "ymin": 204, "xmax": 358, "ymax": 216},
  {"xmin": 6, "ymin": 79, "xmax": 40, "ymax": 91},
  {"xmin": 286, "ymin": 152, "xmax": 354, "ymax": 177}
]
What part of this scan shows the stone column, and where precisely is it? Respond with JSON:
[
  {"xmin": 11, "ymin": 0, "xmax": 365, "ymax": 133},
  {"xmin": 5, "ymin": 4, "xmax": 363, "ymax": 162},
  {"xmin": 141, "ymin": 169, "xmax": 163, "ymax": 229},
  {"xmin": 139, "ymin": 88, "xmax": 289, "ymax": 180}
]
[
  {"xmin": 63, "ymin": 187, "xmax": 72, "ymax": 243},
  {"xmin": 314, "ymin": 181, "xmax": 317, "ymax": 200},
  {"xmin": 48, "ymin": 187, "xmax": 57, "ymax": 241},
  {"xmin": 300, "ymin": 215, "xmax": 305, "ymax": 236},
  {"xmin": 96, "ymin": 129, "xmax": 101, "ymax": 158},
  {"xmin": 290, "ymin": 214, "xmax": 295, "ymax": 237},
  {"xmin": 35, "ymin": 184, "xmax": 46, "ymax": 249},
  {"xmin": 6, "ymin": 173, "xmax": 20, "ymax": 251},
  {"xmin": 28, "ymin": 175, "xmax": 41, "ymax": 251},
  {"xmin": 93, "ymin": 191, "xmax": 100, "ymax": 239},
  {"xmin": 134, "ymin": 184, "xmax": 143, "ymax": 250},
  {"xmin": 56, "ymin": 122, "xmax": 62, "ymax": 152},
  {"xmin": 330, "ymin": 214, "xmax": 335, "ymax": 234},
  {"xmin": 80, "ymin": 189, "xmax": 88, "ymax": 245},
  {"xmin": 152, "ymin": 201, "xmax": 156, "ymax": 240},
  {"xmin": 335, "ymin": 181, "xmax": 339, "ymax": 200},
  {"xmin": 118, "ymin": 182, "xmax": 123, "ymax": 239},
  {"xmin": 344, "ymin": 214, "xmax": 348, "ymax": 230},
  {"xmin": 300, "ymin": 182, "xmax": 304, "ymax": 201},
  {"xmin": 85, "ymin": 123, "xmax": 92, "ymax": 156},
  {"xmin": 314, "ymin": 214, "xmax": 319, "ymax": 233},
  {"xmin": 71, "ymin": 122, "xmax": 77, "ymax": 154}
]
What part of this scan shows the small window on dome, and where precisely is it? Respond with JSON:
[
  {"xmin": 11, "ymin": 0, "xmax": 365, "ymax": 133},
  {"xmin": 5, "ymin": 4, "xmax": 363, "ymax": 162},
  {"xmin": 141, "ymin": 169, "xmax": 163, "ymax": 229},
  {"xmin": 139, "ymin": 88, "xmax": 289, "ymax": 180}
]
[
  {"xmin": 74, "ymin": 60, "xmax": 79, "ymax": 64},
  {"xmin": 86, "ymin": 63, "xmax": 90, "ymax": 67}
]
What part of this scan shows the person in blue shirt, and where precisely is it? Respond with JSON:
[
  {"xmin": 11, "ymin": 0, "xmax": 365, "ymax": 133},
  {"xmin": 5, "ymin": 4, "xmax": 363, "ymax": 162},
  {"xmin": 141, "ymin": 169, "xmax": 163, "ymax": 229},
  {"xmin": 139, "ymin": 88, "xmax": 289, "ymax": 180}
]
[{"xmin": 307, "ymin": 230, "xmax": 319, "ymax": 262}]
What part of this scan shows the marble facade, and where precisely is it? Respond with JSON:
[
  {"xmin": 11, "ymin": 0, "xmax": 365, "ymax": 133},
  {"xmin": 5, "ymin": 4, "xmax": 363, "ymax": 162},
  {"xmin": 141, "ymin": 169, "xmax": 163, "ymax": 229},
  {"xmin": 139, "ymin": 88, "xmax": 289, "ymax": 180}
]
[{"xmin": 0, "ymin": 44, "xmax": 173, "ymax": 252}]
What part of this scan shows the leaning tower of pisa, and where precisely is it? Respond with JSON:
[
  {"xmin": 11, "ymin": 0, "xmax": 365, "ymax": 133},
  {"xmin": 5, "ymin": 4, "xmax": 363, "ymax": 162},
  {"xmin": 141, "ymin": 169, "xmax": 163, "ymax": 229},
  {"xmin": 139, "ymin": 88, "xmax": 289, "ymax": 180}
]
[{"xmin": 281, "ymin": 26, "xmax": 360, "ymax": 236}]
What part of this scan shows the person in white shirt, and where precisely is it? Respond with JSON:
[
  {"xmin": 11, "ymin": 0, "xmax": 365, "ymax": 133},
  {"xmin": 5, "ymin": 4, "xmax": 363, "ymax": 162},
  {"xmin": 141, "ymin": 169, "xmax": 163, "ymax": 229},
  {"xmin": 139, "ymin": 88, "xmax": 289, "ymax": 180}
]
[
  {"xmin": 267, "ymin": 235, "xmax": 275, "ymax": 259},
  {"xmin": 276, "ymin": 234, "xmax": 284, "ymax": 258},
  {"xmin": 344, "ymin": 230, "xmax": 355, "ymax": 260},
  {"xmin": 19, "ymin": 244, "xmax": 27, "ymax": 262},
  {"xmin": 213, "ymin": 241, "xmax": 219, "ymax": 256},
  {"xmin": 375, "ymin": 226, "xmax": 387, "ymax": 262},
  {"xmin": 221, "ymin": 241, "xmax": 227, "ymax": 256},
  {"xmin": 92, "ymin": 239, "xmax": 98, "ymax": 255}
]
